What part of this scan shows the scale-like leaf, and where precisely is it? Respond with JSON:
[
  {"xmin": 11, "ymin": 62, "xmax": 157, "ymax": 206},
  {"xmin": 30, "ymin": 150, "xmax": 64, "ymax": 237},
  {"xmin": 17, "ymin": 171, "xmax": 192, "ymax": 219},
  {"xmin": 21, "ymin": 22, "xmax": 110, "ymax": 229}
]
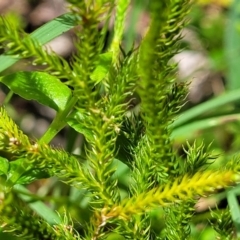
[{"xmin": 0, "ymin": 71, "xmax": 72, "ymax": 112}]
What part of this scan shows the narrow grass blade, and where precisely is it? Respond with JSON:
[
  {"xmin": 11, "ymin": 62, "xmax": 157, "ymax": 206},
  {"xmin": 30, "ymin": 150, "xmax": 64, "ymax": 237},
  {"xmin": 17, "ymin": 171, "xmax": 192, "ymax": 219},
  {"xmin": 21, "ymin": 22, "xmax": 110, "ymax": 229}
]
[
  {"xmin": 0, "ymin": 13, "xmax": 78, "ymax": 73},
  {"xmin": 172, "ymin": 114, "xmax": 240, "ymax": 139},
  {"xmin": 173, "ymin": 89, "xmax": 240, "ymax": 128},
  {"xmin": 227, "ymin": 188, "xmax": 240, "ymax": 237},
  {"xmin": 30, "ymin": 13, "xmax": 78, "ymax": 45},
  {"xmin": 225, "ymin": 0, "xmax": 240, "ymax": 90}
]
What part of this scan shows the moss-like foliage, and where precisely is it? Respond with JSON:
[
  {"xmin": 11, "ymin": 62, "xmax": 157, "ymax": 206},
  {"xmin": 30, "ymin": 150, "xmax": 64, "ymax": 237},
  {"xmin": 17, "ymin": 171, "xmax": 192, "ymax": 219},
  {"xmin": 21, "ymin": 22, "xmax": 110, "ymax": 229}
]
[{"xmin": 0, "ymin": 0, "xmax": 239, "ymax": 239}]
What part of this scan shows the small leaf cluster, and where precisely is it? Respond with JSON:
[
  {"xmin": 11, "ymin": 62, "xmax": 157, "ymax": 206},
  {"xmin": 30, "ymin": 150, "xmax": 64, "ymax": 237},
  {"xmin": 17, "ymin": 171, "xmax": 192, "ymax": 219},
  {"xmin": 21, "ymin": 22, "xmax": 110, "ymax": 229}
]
[{"xmin": 210, "ymin": 207, "xmax": 235, "ymax": 240}]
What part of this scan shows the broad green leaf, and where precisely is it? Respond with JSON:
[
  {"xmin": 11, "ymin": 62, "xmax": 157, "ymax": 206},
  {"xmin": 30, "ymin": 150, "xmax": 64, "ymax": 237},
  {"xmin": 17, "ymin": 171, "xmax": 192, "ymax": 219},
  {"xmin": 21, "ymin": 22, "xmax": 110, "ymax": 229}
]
[
  {"xmin": 0, "ymin": 156, "xmax": 9, "ymax": 175},
  {"xmin": 0, "ymin": 13, "xmax": 78, "ymax": 73},
  {"xmin": 225, "ymin": 0, "xmax": 240, "ymax": 90},
  {"xmin": 67, "ymin": 110, "xmax": 94, "ymax": 141},
  {"xmin": 173, "ymin": 89, "xmax": 240, "ymax": 128},
  {"xmin": 105, "ymin": 233, "xmax": 125, "ymax": 240},
  {"xmin": 90, "ymin": 52, "xmax": 112, "ymax": 83},
  {"xmin": 0, "ymin": 71, "xmax": 72, "ymax": 112}
]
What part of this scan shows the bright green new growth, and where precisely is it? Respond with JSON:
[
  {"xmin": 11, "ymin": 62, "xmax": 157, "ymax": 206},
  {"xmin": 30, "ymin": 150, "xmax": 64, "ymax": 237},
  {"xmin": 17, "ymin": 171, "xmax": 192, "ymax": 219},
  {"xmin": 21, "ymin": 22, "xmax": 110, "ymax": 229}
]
[{"xmin": 0, "ymin": 0, "xmax": 240, "ymax": 239}]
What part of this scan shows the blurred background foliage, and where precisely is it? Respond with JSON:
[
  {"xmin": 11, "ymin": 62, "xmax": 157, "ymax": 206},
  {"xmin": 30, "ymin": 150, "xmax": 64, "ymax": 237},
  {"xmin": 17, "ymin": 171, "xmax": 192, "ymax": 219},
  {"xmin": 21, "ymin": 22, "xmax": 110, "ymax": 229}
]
[{"xmin": 1, "ymin": 0, "xmax": 240, "ymax": 239}]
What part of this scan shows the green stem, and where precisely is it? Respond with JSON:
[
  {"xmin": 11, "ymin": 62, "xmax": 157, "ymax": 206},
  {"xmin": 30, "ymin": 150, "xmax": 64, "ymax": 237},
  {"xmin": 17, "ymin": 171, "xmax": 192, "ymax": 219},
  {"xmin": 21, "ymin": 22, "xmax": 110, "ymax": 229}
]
[
  {"xmin": 39, "ymin": 96, "xmax": 78, "ymax": 144},
  {"xmin": 65, "ymin": 127, "xmax": 78, "ymax": 153},
  {"xmin": 3, "ymin": 90, "xmax": 14, "ymax": 104}
]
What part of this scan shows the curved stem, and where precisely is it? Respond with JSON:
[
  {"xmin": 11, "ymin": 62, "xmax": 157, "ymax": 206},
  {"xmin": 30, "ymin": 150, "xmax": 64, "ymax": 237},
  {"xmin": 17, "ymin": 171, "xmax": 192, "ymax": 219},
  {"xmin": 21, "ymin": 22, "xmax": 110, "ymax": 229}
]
[
  {"xmin": 39, "ymin": 96, "xmax": 78, "ymax": 144},
  {"xmin": 3, "ymin": 90, "xmax": 14, "ymax": 104}
]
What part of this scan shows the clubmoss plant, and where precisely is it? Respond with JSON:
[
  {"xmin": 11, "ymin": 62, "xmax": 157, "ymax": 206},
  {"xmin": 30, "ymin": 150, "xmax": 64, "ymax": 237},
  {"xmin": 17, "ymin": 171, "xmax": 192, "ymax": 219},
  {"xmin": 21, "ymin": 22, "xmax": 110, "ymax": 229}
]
[{"xmin": 0, "ymin": 0, "xmax": 240, "ymax": 239}]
